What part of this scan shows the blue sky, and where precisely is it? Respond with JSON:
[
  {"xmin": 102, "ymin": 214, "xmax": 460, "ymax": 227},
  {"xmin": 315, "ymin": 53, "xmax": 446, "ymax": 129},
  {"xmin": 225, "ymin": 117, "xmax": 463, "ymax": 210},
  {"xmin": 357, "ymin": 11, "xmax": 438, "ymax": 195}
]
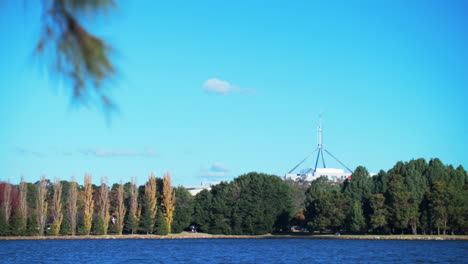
[{"xmin": 0, "ymin": 0, "xmax": 467, "ymax": 186}]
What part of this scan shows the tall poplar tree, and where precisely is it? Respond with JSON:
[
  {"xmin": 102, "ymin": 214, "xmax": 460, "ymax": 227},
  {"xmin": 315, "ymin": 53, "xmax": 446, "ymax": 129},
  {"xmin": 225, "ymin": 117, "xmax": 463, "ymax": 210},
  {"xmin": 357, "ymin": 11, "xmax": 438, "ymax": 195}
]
[
  {"xmin": 68, "ymin": 178, "xmax": 78, "ymax": 236},
  {"xmin": 2, "ymin": 182, "xmax": 12, "ymax": 226},
  {"xmin": 115, "ymin": 182, "xmax": 126, "ymax": 235},
  {"xmin": 83, "ymin": 174, "xmax": 94, "ymax": 235},
  {"xmin": 162, "ymin": 172, "xmax": 175, "ymax": 233},
  {"xmin": 125, "ymin": 177, "xmax": 140, "ymax": 234},
  {"xmin": 0, "ymin": 182, "xmax": 13, "ymax": 235},
  {"xmin": 36, "ymin": 176, "xmax": 48, "ymax": 236},
  {"xmin": 50, "ymin": 178, "xmax": 63, "ymax": 235},
  {"xmin": 140, "ymin": 173, "xmax": 157, "ymax": 234},
  {"xmin": 18, "ymin": 178, "xmax": 28, "ymax": 234},
  {"xmin": 96, "ymin": 178, "xmax": 110, "ymax": 235}
]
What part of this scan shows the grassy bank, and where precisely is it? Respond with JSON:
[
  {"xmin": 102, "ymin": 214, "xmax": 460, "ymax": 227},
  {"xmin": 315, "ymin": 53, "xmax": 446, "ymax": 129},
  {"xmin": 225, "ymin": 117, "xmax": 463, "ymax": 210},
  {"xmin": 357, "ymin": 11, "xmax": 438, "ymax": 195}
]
[{"xmin": 1, "ymin": 232, "xmax": 467, "ymax": 241}]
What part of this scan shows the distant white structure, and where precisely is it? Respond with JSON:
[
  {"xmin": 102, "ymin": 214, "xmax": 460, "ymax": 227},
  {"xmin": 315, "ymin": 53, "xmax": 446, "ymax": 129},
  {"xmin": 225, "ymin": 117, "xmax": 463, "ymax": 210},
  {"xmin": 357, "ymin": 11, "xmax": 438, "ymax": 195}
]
[
  {"xmin": 285, "ymin": 168, "xmax": 351, "ymax": 182},
  {"xmin": 285, "ymin": 117, "xmax": 354, "ymax": 182},
  {"xmin": 184, "ymin": 181, "xmax": 220, "ymax": 195}
]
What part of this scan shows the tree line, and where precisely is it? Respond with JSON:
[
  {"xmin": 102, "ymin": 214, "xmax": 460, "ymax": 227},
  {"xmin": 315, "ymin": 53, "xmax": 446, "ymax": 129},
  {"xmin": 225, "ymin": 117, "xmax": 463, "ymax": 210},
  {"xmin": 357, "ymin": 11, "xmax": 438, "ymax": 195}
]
[
  {"xmin": 300, "ymin": 158, "xmax": 467, "ymax": 235},
  {"xmin": 172, "ymin": 158, "xmax": 467, "ymax": 236},
  {"xmin": 1, "ymin": 158, "xmax": 467, "ymax": 236},
  {"xmin": 0, "ymin": 172, "xmax": 175, "ymax": 236}
]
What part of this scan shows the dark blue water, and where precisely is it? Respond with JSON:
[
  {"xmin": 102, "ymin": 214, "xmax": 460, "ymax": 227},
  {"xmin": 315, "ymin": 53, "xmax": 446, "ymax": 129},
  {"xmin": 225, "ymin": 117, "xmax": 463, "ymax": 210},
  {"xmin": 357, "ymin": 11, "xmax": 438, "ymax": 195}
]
[{"xmin": 0, "ymin": 239, "xmax": 466, "ymax": 264}]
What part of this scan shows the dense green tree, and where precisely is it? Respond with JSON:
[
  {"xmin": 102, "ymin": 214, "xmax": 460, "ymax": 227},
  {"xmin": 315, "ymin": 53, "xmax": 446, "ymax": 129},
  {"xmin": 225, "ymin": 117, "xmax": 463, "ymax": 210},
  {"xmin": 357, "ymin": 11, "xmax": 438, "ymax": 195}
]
[
  {"xmin": 343, "ymin": 166, "xmax": 372, "ymax": 232},
  {"xmin": 10, "ymin": 206, "xmax": 29, "ymax": 236},
  {"xmin": 386, "ymin": 174, "xmax": 412, "ymax": 234},
  {"xmin": 369, "ymin": 194, "xmax": 388, "ymax": 233},
  {"xmin": 208, "ymin": 182, "xmax": 237, "ymax": 235},
  {"xmin": 304, "ymin": 177, "xmax": 333, "ymax": 220},
  {"xmin": 60, "ymin": 214, "xmax": 71, "ymax": 235},
  {"xmin": 404, "ymin": 159, "xmax": 428, "ymax": 203},
  {"xmin": 139, "ymin": 196, "xmax": 155, "ymax": 234},
  {"xmin": 172, "ymin": 187, "xmax": 193, "ymax": 233},
  {"xmin": 285, "ymin": 180, "xmax": 309, "ymax": 217},
  {"xmin": 9, "ymin": 212, "xmax": 25, "ymax": 236},
  {"xmin": 343, "ymin": 166, "xmax": 372, "ymax": 203},
  {"xmin": 307, "ymin": 190, "xmax": 347, "ymax": 233},
  {"xmin": 139, "ymin": 175, "xmax": 157, "ymax": 234},
  {"xmin": 347, "ymin": 201, "xmax": 366, "ymax": 233},
  {"xmin": 427, "ymin": 181, "xmax": 451, "ymax": 235},
  {"xmin": 155, "ymin": 209, "xmax": 169, "ymax": 235},
  {"xmin": 124, "ymin": 180, "xmax": 140, "ymax": 234},
  {"xmin": 191, "ymin": 172, "xmax": 293, "ymax": 235},
  {"xmin": 233, "ymin": 172, "xmax": 293, "ymax": 234},
  {"xmin": 93, "ymin": 216, "xmax": 106, "ymax": 235},
  {"xmin": 0, "ymin": 209, "xmax": 9, "ymax": 236},
  {"xmin": 26, "ymin": 212, "xmax": 39, "ymax": 236},
  {"xmin": 371, "ymin": 170, "xmax": 390, "ymax": 194},
  {"xmin": 426, "ymin": 158, "xmax": 449, "ymax": 184},
  {"xmin": 447, "ymin": 185, "xmax": 468, "ymax": 234},
  {"xmin": 191, "ymin": 189, "xmax": 212, "ymax": 233}
]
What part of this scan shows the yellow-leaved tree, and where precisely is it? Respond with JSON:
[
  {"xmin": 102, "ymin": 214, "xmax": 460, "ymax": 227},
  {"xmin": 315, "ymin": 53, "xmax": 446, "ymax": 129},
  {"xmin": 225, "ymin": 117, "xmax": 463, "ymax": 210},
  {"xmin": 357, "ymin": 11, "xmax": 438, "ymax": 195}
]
[
  {"xmin": 141, "ymin": 173, "xmax": 157, "ymax": 234},
  {"xmin": 83, "ymin": 174, "xmax": 94, "ymax": 235},
  {"xmin": 162, "ymin": 172, "xmax": 175, "ymax": 233}
]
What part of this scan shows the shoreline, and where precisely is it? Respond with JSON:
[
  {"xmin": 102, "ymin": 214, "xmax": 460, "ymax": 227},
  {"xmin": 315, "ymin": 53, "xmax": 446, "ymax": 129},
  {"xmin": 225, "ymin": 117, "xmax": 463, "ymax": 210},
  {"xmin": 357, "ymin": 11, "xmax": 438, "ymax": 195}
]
[{"xmin": 1, "ymin": 232, "xmax": 467, "ymax": 241}]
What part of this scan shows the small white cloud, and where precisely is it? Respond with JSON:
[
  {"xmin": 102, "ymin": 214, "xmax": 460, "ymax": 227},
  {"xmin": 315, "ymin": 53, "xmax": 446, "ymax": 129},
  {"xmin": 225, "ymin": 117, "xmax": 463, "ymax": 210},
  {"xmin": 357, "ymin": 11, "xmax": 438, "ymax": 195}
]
[
  {"xmin": 210, "ymin": 162, "xmax": 229, "ymax": 172},
  {"xmin": 202, "ymin": 78, "xmax": 257, "ymax": 95},
  {"xmin": 198, "ymin": 162, "xmax": 231, "ymax": 178}
]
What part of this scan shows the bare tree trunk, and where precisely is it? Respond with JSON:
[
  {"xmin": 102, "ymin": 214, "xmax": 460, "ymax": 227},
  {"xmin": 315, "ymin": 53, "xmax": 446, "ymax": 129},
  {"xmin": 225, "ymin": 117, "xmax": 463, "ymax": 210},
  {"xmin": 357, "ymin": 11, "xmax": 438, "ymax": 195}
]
[
  {"xmin": 442, "ymin": 218, "xmax": 447, "ymax": 235},
  {"xmin": 410, "ymin": 221, "xmax": 417, "ymax": 235},
  {"xmin": 162, "ymin": 172, "xmax": 175, "ymax": 233},
  {"xmin": 83, "ymin": 174, "xmax": 94, "ymax": 235},
  {"xmin": 36, "ymin": 175, "xmax": 48, "ymax": 236},
  {"xmin": 50, "ymin": 178, "xmax": 63, "ymax": 235},
  {"xmin": 128, "ymin": 177, "xmax": 139, "ymax": 234},
  {"xmin": 2, "ymin": 182, "xmax": 12, "ymax": 223},
  {"xmin": 19, "ymin": 178, "xmax": 28, "ymax": 232},
  {"xmin": 116, "ymin": 182, "xmax": 126, "ymax": 235},
  {"xmin": 97, "ymin": 177, "xmax": 110, "ymax": 234},
  {"xmin": 68, "ymin": 178, "xmax": 78, "ymax": 236}
]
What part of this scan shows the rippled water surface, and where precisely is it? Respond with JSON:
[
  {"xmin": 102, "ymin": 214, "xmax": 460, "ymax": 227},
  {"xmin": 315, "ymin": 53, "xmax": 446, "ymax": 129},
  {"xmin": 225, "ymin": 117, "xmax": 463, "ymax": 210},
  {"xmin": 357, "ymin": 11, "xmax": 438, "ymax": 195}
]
[{"xmin": 1, "ymin": 238, "xmax": 466, "ymax": 264}]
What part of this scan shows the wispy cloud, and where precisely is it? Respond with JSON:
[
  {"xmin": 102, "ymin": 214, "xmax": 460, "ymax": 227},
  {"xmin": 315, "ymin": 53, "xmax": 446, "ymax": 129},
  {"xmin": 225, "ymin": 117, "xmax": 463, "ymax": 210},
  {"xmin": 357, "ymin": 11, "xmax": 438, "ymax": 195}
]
[
  {"xmin": 79, "ymin": 148, "xmax": 158, "ymax": 157},
  {"xmin": 202, "ymin": 78, "xmax": 257, "ymax": 95},
  {"xmin": 15, "ymin": 147, "xmax": 42, "ymax": 157},
  {"xmin": 198, "ymin": 162, "xmax": 231, "ymax": 178},
  {"xmin": 14, "ymin": 146, "xmax": 159, "ymax": 158}
]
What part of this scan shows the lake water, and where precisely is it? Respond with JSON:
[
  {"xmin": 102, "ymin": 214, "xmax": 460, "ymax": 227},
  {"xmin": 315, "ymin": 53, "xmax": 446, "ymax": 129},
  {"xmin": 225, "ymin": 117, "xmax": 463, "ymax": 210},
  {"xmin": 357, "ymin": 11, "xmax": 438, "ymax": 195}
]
[{"xmin": 0, "ymin": 238, "xmax": 466, "ymax": 264}]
